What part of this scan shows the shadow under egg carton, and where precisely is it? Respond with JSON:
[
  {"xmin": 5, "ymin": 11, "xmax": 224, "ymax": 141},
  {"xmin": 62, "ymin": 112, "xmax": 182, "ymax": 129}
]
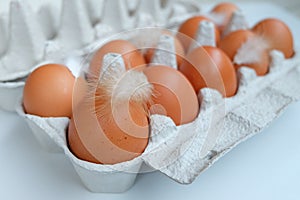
[
  {"xmin": 16, "ymin": 47, "xmax": 300, "ymax": 192},
  {"xmin": 0, "ymin": 0, "xmax": 201, "ymax": 112}
]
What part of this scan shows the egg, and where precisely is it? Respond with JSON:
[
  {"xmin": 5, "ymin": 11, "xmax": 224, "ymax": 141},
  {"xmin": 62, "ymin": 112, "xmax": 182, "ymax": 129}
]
[
  {"xmin": 72, "ymin": 76, "xmax": 88, "ymax": 108},
  {"xmin": 219, "ymin": 30, "xmax": 270, "ymax": 76},
  {"xmin": 177, "ymin": 16, "xmax": 221, "ymax": 51},
  {"xmin": 23, "ymin": 64, "xmax": 75, "ymax": 118},
  {"xmin": 89, "ymin": 40, "xmax": 146, "ymax": 78},
  {"xmin": 143, "ymin": 65, "xmax": 199, "ymax": 125},
  {"xmin": 179, "ymin": 46, "xmax": 238, "ymax": 97},
  {"xmin": 219, "ymin": 30, "xmax": 254, "ymax": 60},
  {"xmin": 252, "ymin": 18, "xmax": 294, "ymax": 58},
  {"xmin": 211, "ymin": 2, "xmax": 239, "ymax": 33},
  {"xmin": 68, "ymin": 67, "xmax": 151, "ymax": 165},
  {"xmin": 68, "ymin": 116, "xmax": 99, "ymax": 164},
  {"xmin": 68, "ymin": 99, "xmax": 149, "ymax": 165},
  {"xmin": 145, "ymin": 32, "xmax": 185, "ymax": 66}
]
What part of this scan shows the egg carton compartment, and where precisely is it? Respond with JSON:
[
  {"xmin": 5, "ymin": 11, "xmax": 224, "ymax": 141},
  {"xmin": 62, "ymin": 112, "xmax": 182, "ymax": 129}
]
[
  {"xmin": 0, "ymin": 0, "xmax": 200, "ymax": 112},
  {"xmin": 16, "ymin": 26, "xmax": 300, "ymax": 192}
]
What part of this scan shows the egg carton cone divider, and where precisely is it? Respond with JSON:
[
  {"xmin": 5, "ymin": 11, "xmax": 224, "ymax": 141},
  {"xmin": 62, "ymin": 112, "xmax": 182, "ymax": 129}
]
[
  {"xmin": 223, "ymin": 10, "xmax": 249, "ymax": 37},
  {"xmin": 151, "ymin": 34, "xmax": 178, "ymax": 69},
  {"xmin": 189, "ymin": 20, "xmax": 217, "ymax": 52}
]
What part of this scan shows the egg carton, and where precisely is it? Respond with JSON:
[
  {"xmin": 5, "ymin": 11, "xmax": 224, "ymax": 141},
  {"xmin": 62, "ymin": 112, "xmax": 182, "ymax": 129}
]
[
  {"xmin": 10, "ymin": 0, "xmax": 300, "ymax": 193},
  {"xmin": 0, "ymin": 0, "xmax": 201, "ymax": 112},
  {"xmin": 16, "ymin": 22, "xmax": 300, "ymax": 192}
]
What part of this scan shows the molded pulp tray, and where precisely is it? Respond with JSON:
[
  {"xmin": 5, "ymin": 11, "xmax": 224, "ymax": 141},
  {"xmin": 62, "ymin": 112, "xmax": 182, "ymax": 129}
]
[{"xmin": 2, "ymin": 0, "xmax": 300, "ymax": 194}]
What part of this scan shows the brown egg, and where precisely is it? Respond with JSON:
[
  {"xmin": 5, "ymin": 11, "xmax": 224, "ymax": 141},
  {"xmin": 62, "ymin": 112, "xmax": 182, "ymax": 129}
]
[
  {"xmin": 219, "ymin": 30, "xmax": 270, "ymax": 76},
  {"xmin": 89, "ymin": 40, "xmax": 146, "ymax": 78},
  {"xmin": 68, "ymin": 100, "xmax": 149, "ymax": 165},
  {"xmin": 68, "ymin": 117, "xmax": 99, "ymax": 164},
  {"xmin": 219, "ymin": 30, "xmax": 255, "ymax": 60},
  {"xmin": 145, "ymin": 32, "xmax": 185, "ymax": 66},
  {"xmin": 179, "ymin": 46, "xmax": 238, "ymax": 97},
  {"xmin": 23, "ymin": 64, "xmax": 75, "ymax": 118},
  {"xmin": 252, "ymin": 18, "xmax": 294, "ymax": 58},
  {"xmin": 72, "ymin": 76, "xmax": 89, "ymax": 109},
  {"xmin": 68, "ymin": 68, "xmax": 151, "ymax": 165},
  {"xmin": 177, "ymin": 16, "xmax": 221, "ymax": 51},
  {"xmin": 143, "ymin": 65, "xmax": 199, "ymax": 125},
  {"xmin": 211, "ymin": 2, "xmax": 239, "ymax": 33}
]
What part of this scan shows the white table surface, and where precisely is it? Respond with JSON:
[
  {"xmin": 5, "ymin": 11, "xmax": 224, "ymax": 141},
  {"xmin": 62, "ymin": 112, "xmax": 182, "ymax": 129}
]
[{"xmin": 0, "ymin": 2, "xmax": 300, "ymax": 200}]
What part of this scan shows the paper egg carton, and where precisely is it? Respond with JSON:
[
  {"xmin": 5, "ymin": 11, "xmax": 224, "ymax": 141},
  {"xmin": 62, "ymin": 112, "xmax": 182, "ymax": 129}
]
[
  {"xmin": 0, "ymin": 0, "xmax": 200, "ymax": 112},
  {"xmin": 16, "ymin": 31, "xmax": 300, "ymax": 193},
  {"xmin": 9, "ymin": 0, "xmax": 300, "ymax": 194}
]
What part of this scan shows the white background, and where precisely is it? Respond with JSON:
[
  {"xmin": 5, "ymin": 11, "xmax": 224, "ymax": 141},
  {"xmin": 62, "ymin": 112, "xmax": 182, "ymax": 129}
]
[{"xmin": 0, "ymin": 1, "xmax": 300, "ymax": 200}]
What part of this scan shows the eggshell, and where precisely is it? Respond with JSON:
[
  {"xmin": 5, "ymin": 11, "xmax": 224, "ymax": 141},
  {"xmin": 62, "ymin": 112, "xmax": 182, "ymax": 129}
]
[
  {"xmin": 69, "ymin": 61, "xmax": 151, "ymax": 165},
  {"xmin": 219, "ymin": 30, "xmax": 255, "ymax": 60},
  {"xmin": 72, "ymin": 76, "xmax": 89, "ymax": 108},
  {"xmin": 145, "ymin": 32, "xmax": 185, "ymax": 66},
  {"xmin": 68, "ymin": 116, "xmax": 99, "ymax": 163},
  {"xmin": 179, "ymin": 46, "xmax": 238, "ymax": 97},
  {"xmin": 211, "ymin": 2, "xmax": 239, "ymax": 33},
  {"xmin": 68, "ymin": 100, "xmax": 149, "ymax": 165},
  {"xmin": 219, "ymin": 30, "xmax": 270, "ymax": 76},
  {"xmin": 143, "ymin": 65, "xmax": 199, "ymax": 125},
  {"xmin": 23, "ymin": 64, "xmax": 75, "ymax": 118},
  {"xmin": 89, "ymin": 40, "xmax": 146, "ymax": 78},
  {"xmin": 252, "ymin": 18, "xmax": 294, "ymax": 58},
  {"xmin": 177, "ymin": 16, "xmax": 221, "ymax": 51}
]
